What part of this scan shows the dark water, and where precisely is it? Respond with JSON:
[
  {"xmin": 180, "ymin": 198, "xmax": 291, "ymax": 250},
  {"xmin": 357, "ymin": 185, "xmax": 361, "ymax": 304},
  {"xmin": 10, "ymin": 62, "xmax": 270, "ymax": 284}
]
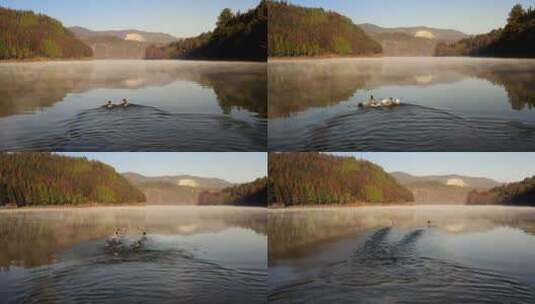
[
  {"xmin": 0, "ymin": 207, "xmax": 267, "ymax": 304},
  {"xmin": 0, "ymin": 60, "xmax": 266, "ymax": 151},
  {"xmin": 269, "ymin": 206, "xmax": 535, "ymax": 304},
  {"xmin": 268, "ymin": 58, "xmax": 535, "ymax": 151}
]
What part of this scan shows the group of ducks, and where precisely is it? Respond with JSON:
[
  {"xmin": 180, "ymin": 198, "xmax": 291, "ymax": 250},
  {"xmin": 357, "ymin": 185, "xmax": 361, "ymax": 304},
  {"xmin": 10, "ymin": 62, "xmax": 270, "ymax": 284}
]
[
  {"xmin": 106, "ymin": 229, "xmax": 147, "ymax": 254},
  {"xmin": 104, "ymin": 98, "xmax": 130, "ymax": 109},
  {"xmin": 358, "ymin": 95, "xmax": 401, "ymax": 108}
]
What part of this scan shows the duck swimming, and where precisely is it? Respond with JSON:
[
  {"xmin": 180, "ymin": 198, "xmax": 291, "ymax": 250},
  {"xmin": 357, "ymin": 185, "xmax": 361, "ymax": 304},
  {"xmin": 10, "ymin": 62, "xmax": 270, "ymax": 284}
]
[
  {"xmin": 104, "ymin": 100, "xmax": 115, "ymax": 109},
  {"xmin": 103, "ymin": 98, "xmax": 130, "ymax": 109},
  {"xmin": 359, "ymin": 96, "xmax": 401, "ymax": 108}
]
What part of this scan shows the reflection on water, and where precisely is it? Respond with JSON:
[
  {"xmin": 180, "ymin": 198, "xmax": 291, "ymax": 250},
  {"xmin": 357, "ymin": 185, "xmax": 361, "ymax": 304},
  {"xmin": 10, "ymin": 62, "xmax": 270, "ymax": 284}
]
[
  {"xmin": 0, "ymin": 60, "xmax": 266, "ymax": 151},
  {"xmin": 0, "ymin": 206, "xmax": 266, "ymax": 304},
  {"xmin": 268, "ymin": 58, "xmax": 535, "ymax": 151},
  {"xmin": 269, "ymin": 206, "xmax": 535, "ymax": 303}
]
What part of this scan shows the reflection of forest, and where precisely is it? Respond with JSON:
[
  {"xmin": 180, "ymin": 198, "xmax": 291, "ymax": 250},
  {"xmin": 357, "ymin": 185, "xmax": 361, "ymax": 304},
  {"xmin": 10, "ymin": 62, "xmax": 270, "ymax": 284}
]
[
  {"xmin": 268, "ymin": 207, "xmax": 535, "ymax": 259},
  {"xmin": 268, "ymin": 59, "xmax": 535, "ymax": 118},
  {"xmin": 0, "ymin": 62, "xmax": 266, "ymax": 118},
  {"xmin": 0, "ymin": 207, "xmax": 265, "ymax": 269}
]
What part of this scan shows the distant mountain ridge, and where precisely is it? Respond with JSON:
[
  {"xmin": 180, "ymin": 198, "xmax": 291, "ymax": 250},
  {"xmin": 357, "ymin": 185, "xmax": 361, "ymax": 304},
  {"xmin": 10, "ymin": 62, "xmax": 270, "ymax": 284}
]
[
  {"xmin": 69, "ymin": 26, "xmax": 178, "ymax": 44},
  {"xmin": 358, "ymin": 23, "xmax": 468, "ymax": 41},
  {"xmin": 69, "ymin": 26, "xmax": 178, "ymax": 59},
  {"xmin": 123, "ymin": 173, "xmax": 232, "ymax": 189},
  {"xmin": 122, "ymin": 172, "xmax": 265, "ymax": 206},
  {"xmin": 358, "ymin": 23, "xmax": 468, "ymax": 56},
  {"xmin": 391, "ymin": 172, "xmax": 501, "ymax": 205},
  {"xmin": 123, "ymin": 172, "xmax": 232, "ymax": 205},
  {"xmin": 391, "ymin": 172, "xmax": 500, "ymax": 189}
]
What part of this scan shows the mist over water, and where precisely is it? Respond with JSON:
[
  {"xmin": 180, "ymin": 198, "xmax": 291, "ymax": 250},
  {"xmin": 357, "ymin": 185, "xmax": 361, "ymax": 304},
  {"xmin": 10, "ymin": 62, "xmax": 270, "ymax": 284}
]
[
  {"xmin": 268, "ymin": 57, "xmax": 535, "ymax": 151},
  {"xmin": 269, "ymin": 206, "xmax": 535, "ymax": 304},
  {"xmin": 0, "ymin": 206, "xmax": 267, "ymax": 304},
  {"xmin": 0, "ymin": 60, "xmax": 267, "ymax": 151}
]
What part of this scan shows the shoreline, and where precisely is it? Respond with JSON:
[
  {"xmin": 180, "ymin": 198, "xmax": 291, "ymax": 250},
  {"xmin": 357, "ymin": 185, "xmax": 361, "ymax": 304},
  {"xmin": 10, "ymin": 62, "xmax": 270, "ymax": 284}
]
[
  {"xmin": 0, "ymin": 203, "xmax": 146, "ymax": 211},
  {"xmin": 268, "ymin": 204, "xmax": 535, "ymax": 211},
  {"xmin": 268, "ymin": 202, "xmax": 414, "ymax": 209},
  {"xmin": 268, "ymin": 53, "xmax": 383, "ymax": 61},
  {"xmin": 1, "ymin": 57, "xmax": 267, "ymax": 64},
  {"xmin": 268, "ymin": 55, "xmax": 535, "ymax": 61},
  {"xmin": 0, "ymin": 57, "xmax": 93, "ymax": 63},
  {"xmin": 0, "ymin": 204, "xmax": 267, "ymax": 212}
]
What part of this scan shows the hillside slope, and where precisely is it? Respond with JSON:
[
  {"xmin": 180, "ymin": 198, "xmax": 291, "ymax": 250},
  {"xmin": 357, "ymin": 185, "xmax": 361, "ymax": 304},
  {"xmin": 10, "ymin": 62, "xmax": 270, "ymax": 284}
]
[
  {"xmin": 269, "ymin": 153, "xmax": 413, "ymax": 207},
  {"xmin": 0, "ymin": 7, "xmax": 92, "ymax": 60},
  {"xmin": 467, "ymin": 176, "xmax": 535, "ymax": 206},
  {"xmin": 199, "ymin": 177, "xmax": 267, "ymax": 207},
  {"xmin": 435, "ymin": 5, "xmax": 535, "ymax": 58},
  {"xmin": 146, "ymin": 3, "xmax": 267, "ymax": 61},
  {"xmin": 268, "ymin": 1, "xmax": 382, "ymax": 57},
  {"xmin": 0, "ymin": 153, "xmax": 145, "ymax": 207}
]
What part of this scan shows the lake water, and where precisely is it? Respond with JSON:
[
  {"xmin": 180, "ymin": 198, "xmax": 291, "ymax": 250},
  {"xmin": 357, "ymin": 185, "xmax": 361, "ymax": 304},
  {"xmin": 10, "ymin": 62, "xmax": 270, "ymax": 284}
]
[
  {"xmin": 268, "ymin": 58, "xmax": 535, "ymax": 151},
  {"xmin": 269, "ymin": 206, "xmax": 535, "ymax": 304},
  {"xmin": 0, "ymin": 60, "xmax": 267, "ymax": 151},
  {"xmin": 0, "ymin": 206, "xmax": 267, "ymax": 304}
]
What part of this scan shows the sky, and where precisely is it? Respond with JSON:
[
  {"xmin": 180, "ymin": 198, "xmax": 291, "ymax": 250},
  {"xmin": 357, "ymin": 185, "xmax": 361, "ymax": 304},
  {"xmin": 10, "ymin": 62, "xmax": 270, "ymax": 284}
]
[
  {"xmin": 290, "ymin": 0, "xmax": 535, "ymax": 34},
  {"xmin": 59, "ymin": 153, "xmax": 267, "ymax": 183},
  {"xmin": 332, "ymin": 152, "xmax": 535, "ymax": 183},
  {"xmin": 1, "ymin": 0, "xmax": 259, "ymax": 37}
]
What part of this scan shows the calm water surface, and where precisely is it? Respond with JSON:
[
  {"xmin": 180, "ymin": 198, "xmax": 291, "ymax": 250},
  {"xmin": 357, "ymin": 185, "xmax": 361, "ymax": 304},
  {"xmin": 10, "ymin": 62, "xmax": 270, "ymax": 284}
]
[
  {"xmin": 0, "ymin": 60, "xmax": 267, "ymax": 151},
  {"xmin": 268, "ymin": 58, "xmax": 535, "ymax": 151},
  {"xmin": 0, "ymin": 206, "xmax": 267, "ymax": 304},
  {"xmin": 269, "ymin": 206, "xmax": 535, "ymax": 303}
]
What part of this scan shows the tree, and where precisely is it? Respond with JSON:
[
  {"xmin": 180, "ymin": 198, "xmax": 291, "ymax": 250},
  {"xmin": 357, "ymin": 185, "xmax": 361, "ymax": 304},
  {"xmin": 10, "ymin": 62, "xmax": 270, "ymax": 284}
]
[
  {"xmin": 508, "ymin": 4, "xmax": 525, "ymax": 24},
  {"xmin": 217, "ymin": 8, "xmax": 234, "ymax": 28}
]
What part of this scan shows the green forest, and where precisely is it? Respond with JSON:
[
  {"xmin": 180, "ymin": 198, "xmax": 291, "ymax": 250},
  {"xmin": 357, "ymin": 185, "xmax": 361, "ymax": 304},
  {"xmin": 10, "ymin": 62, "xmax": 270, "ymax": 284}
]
[
  {"xmin": 146, "ymin": 2, "xmax": 267, "ymax": 61},
  {"xmin": 268, "ymin": 153, "xmax": 414, "ymax": 207},
  {"xmin": 0, "ymin": 7, "xmax": 92, "ymax": 60},
  {"xmin": 435, "ymin": 4, "xmax": 535, "ymax": 58},
  {"xmin": 267, "ymin": 1, "xmax": 382, "ymax": 57},
  {"xmin": 467, "ymin": 176, "xmax": 535, "ymax": 206},
  {"xmin": 0, "ymin": 153, "xmax": 145, "ymax": 207},
  {"xmin": 198, "ymin": 177, "xmax": 267, "ymax": 207}
]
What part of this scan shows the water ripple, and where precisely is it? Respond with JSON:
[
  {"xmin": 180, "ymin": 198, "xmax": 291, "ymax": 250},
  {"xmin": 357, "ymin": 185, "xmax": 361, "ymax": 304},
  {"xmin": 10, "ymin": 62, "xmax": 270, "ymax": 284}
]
[
  {"xmin": 269, "ymin": 104, "xmax": 535, "ymax": 151},
  {"xmin": 10, "ymin": 239, "xmax": 266, "ymax": 304},
  {"xmin": 269, "ymin": 227, "xmax": 535, "ymax": 304},
  {"xmin": 2, "ymin": 105, "xmax": 267, "ymax": 151}
]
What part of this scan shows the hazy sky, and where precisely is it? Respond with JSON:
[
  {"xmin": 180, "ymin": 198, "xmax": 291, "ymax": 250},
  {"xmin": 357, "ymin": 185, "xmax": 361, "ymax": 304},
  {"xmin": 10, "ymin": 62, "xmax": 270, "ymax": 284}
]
[
  {"xmin": 1, "ymin": 0, "xmax": 259, "ymax": 37},
  {"xmin": 59, "ymin": 153, "xmax": 267, "ymax": 183},
  {"xmin": 332, "ymin": 153, "xmax": 535, "ymax": 183},
  {"xmin": 290, "ymin": 0, "xmax": 534, "ymax": 34}
]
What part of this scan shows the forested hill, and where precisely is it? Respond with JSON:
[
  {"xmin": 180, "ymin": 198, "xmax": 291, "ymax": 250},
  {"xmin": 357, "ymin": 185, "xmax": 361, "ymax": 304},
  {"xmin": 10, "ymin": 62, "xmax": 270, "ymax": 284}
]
[
  {"xmin": 146, "ymin": 2, "xmax": 267, "ymax": 61},
  {"xmin": 267, "ymin": 1, "xmax": 382, "ymax": 57},
  {"xmin": 0, "ymin": 7, "xmax": 92, "ymax": 60},
  {"xmin": 199, "ymin": 177, "xmax": 267, "ymax": 207},
  {"xmin": 0, "ymin": 153, "xmax": 145, "ymax": 207},
  {"xmin": 435, "ymin": 4, "xmax": 535, "ymax": 58},
  {"xmin": 467, "ymin": 176, "xmax": 535, "ymax": 206},
  {"xmin": 268, "ymin": 153, "xmax": 414, "ymax": 207}
]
